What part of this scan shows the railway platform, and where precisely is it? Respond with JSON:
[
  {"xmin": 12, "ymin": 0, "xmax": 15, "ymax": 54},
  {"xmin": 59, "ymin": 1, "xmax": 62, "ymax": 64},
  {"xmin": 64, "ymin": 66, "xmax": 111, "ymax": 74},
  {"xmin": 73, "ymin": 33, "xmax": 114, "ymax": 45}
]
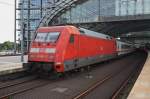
[
  {"xmin": 128, "ymin": 52, "xmax": 150, "ymax": 99},
  {"xmin": 0, "ymin": 55, "xmax": 27, "ymax": 75}
]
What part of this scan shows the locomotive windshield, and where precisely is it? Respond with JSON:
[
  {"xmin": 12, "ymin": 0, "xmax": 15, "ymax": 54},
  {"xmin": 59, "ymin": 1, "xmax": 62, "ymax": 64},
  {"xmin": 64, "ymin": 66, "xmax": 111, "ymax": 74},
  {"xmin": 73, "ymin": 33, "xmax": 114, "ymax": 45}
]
[{"xmin": 35, "ymin": 32, "xmax": 60, "ymax": 43}]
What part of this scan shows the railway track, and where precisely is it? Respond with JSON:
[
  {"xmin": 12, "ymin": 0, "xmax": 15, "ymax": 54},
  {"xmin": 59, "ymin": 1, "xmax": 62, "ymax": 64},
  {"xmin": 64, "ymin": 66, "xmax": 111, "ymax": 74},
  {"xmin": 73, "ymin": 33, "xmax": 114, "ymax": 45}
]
[
  {"xmin": 0, "ymin": 76, "xmax": 50, "ymax": 99},
  {"xmin": 111, "ymin": 56, "xmax": 146, "ymax": 99},
  {"xmin": 73, "ymin": 52, "xmax": 147, "ymax": 99},
  {"xmin": 0, "ymin": 51, "xmax": 147, "ymax": 99},
  {"xmin": 0, "ymin": 75, "xmax": 37, "ymax": 89},
  {"xmin": 0, "ymin": 71, "xmax": 29, "ymax": 81}
]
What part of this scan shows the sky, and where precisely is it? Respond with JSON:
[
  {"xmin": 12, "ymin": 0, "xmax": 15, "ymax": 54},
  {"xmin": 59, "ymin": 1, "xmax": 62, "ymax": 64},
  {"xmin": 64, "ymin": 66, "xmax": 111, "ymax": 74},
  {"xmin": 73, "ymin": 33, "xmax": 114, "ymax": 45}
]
[{"xmin": 0, "ymin": 0, "xmax": 14, "ymax": 43}]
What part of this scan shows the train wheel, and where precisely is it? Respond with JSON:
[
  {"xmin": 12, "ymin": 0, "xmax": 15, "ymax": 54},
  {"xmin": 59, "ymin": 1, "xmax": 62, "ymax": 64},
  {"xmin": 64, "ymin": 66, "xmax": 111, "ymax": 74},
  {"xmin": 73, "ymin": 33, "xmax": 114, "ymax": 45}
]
[
  {"xmin": 55, "ymin": 72, "xmax": 64, "ymax": 78},
  {"xmin": 23, "ymin": 63, "xmax": 34, "ymax": 73},
  {"xmin": 46, "ymin": 71, "xmax": 64, "ymax": 79}
]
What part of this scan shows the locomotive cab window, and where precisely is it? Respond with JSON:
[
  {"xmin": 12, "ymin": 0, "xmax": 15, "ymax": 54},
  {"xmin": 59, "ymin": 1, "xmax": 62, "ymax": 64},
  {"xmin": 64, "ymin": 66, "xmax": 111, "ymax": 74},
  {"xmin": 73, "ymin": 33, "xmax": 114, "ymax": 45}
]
[
  {"xmin": 35, "ymin": 33, "xmax": 47, "ymax": 42},
  {"xmin": 35, "ymin": 32, "xmax": 60, "ymax": 43},
  {"xmin": 46, "ymin": 32, "xmax": 60, "ymax": 43},
  {"xmin": 69, "ymin": 35, "xmax": 74, "ymax": 43}
]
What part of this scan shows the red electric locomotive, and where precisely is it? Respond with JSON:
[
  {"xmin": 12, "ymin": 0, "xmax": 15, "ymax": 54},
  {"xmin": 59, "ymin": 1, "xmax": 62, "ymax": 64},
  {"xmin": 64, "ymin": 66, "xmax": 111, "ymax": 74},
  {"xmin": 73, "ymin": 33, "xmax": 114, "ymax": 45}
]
[{"xmin": 26, "ymin": 25, "xmax": 132, "ymax": 73}]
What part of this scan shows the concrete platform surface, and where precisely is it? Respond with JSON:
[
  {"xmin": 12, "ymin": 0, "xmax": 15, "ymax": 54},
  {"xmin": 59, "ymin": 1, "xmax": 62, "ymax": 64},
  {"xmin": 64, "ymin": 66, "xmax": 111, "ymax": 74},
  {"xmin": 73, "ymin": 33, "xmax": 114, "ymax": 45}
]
[
  {"xmin": 0, "ymin": 55, "xmax": 27, "ymax": 75},
  {"xmin": 0, "ymin": 55, "xmax": 27, "ymax": 65},
  {"xmin": 128, "ymin": 52, "xmax": 150, "ymax": 99}
]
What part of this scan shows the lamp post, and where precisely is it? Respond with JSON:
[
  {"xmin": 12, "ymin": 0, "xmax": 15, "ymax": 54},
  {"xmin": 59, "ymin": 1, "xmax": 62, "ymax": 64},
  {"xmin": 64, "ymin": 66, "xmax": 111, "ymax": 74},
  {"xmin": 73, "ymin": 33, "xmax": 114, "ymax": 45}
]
[
  {"xmin": 98, "ymin": 0, "xmax": 101, "ymax": 17},
  {"xmin": 27, "ymin": 0, "xmax": 31, "ymax": 53},
  {"xmin": 14, "ymin": 0, "xmax": 17, "ymax": 54},
  {"xmin": 133, "ymin": 0, "xmax": 137, "ymax": 15},
  {"xmin": 142, "ymin": 0, "xmax": 144, "ymax": 15},
  {"xmin": 20, "ymin": 0, "xmax": 25, "ymax": 62}
]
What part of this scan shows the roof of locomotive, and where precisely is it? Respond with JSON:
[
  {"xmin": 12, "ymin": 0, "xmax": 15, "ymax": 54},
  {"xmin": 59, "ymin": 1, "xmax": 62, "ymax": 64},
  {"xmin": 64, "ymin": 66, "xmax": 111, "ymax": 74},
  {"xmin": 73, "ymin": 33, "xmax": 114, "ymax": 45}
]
[
  {"xmin": 37, "ymin": 25, "xmax": 80, "ymax": 35},
  {"xmin": 37, "ymin": 25, "xmax": 114, "ymax": 40},
  {"xmin": 79, "ymin": 28, "xmax": 114, "ymax": 40}
]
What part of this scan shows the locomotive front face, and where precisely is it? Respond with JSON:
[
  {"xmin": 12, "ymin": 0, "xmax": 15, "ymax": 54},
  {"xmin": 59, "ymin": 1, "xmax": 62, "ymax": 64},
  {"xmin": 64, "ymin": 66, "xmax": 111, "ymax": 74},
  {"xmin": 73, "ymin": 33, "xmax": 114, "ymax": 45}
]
[{"xmin": 29, "ymin": 32, "xmax": 60, "ymax": 62}]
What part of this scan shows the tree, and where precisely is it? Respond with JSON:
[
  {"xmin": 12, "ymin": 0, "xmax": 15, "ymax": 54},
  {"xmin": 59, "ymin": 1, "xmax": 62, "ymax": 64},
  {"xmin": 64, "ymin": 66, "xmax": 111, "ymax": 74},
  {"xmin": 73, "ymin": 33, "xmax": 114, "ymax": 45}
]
[{"xmin": 0, "ymin": 41, "xmax": 14, "ymax": 51}]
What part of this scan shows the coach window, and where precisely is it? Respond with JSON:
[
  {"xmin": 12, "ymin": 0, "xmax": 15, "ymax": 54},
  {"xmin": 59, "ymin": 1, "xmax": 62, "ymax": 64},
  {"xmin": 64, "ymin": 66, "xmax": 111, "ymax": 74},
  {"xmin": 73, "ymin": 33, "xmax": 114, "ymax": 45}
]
[{"xmin": 69, "ymin": 35, "xmax": 74, "ymax": 43}]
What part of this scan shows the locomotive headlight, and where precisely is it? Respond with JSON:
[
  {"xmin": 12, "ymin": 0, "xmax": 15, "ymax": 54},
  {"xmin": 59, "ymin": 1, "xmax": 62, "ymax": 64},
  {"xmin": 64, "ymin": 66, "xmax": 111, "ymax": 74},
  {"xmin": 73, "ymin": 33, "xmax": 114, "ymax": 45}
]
[
  {"xmin": 45, "ymin": 48, "xmax": 56, "ymax": 53},
  {"xmin": 30, "ymin": 48, "xmax": 40, "ymax": 53}
]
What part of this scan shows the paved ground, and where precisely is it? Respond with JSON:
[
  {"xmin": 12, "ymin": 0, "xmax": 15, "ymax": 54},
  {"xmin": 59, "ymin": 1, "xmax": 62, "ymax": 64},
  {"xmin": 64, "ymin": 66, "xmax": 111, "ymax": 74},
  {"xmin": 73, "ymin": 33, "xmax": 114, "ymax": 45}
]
[
  {"xmin": 0, "ymin": 55, "xmax": 27, "ymax": 74},
  {"xmin": 0, "ymin": 55, "xmax": 27, "ymax": 65},
  {"xmin": 128, "ymin": 52, "xmax": 150, "ymax": 99}
]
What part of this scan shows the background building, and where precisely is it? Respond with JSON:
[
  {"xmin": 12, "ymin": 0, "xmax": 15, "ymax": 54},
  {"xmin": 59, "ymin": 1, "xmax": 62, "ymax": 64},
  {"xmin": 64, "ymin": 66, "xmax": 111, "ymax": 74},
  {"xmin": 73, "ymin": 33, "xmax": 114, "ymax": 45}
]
[
  {"xmin": 15, "ymin": 0, "xmax": 150, "ymax": 51},
  {"xmin": 15, "ymin": 0, "xmax": 60, "ymax": 51},
  {"xmin": 51, "ymin": 0, "xmax": 150, "ymax": 24}
]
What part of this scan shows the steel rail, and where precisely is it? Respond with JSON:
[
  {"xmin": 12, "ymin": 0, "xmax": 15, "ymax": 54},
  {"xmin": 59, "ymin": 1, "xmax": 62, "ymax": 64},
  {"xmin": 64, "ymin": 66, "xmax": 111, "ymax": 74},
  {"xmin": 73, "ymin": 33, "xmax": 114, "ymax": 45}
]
[
  {"xmin": 73, "ymin": 74, "xmax": 112, "ymax": 99},
  {"xmin": 72, "ymin": 57, "xmax": 139, "ymax": 99},
  {"xmin": 111, "ymin": 58, "xmax": 145, "ymax": 99},
  {"xmin": 0, "ymin": 80, "xmax": 50, "ymax": 99},
  {"xmin": 0, "ymin": 76, "xmax": 37, "ymax": 89}
]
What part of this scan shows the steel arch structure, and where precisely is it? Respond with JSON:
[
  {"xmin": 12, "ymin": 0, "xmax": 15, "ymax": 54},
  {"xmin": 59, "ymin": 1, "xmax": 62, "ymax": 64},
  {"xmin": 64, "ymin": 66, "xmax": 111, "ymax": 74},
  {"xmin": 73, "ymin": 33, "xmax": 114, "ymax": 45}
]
[
  {"xmin": 32, "ymin": 0, "xmax": 150, "ymax": 43},
  {"xmin": 35, "ymin": 0, "xmax": 86, "ymax": 32}
]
